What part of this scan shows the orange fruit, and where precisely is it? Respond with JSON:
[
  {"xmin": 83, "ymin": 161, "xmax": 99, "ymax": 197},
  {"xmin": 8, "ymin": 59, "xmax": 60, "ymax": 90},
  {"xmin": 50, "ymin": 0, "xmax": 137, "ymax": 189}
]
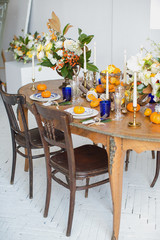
[
  {"xmin": 41, "ymin": 90, "xmax": 51, "ymax": 98},
  {"xmin": 90, "ymin": 99, "xmax": 100, "ymax": 108},
  {"xmin": 37, "ymin": 84, "xmax": 47, "ymax": 91},
  {"xmin": 126, "ymin": 102, "xmax": 140, "ymax": 112},
  {"xmin": 87, "ymin": 94, "xmax": 97, "ymax": 101},
  {"xmin": 150, "ymin": 112, "xmax": 160, "ymax": 124},
  {"xmin": 144, "ymin": 108, "xmax": 152, "ymax": 116},
  {"xmin": 96, "ymin": 84, "xmax": 105, "ymax": 93},
  {"xmin": 73, "ymin": 106, "xmax": 85, "ymax": 114}
]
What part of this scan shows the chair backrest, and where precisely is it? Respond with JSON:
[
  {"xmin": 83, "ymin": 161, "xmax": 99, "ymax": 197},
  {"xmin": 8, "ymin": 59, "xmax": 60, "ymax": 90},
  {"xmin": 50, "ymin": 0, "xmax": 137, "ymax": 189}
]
[
  {"xmin": 33, "ymin": 103, "xmax": 76, "ymax": 178},
  {"xmin": 0, "ymin": 85, "xmax": 29, "ymax": 140}
]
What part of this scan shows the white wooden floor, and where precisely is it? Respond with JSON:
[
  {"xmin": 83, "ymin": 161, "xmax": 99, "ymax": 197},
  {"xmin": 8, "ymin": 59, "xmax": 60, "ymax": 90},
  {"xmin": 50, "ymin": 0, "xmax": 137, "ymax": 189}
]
[{"xmin": 0, "ymin": 96, "xmax": 160, "ymax": 240}]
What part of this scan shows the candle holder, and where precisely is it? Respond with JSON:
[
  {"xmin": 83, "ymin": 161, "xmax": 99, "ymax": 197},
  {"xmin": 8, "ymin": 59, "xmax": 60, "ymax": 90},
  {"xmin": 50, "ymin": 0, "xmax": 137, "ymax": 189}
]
[
  {"xmin": 93, "ymin": 72, "xmax": 97, "ymax": 88},
  {"xmin": 31, "ymin": 78, "xmax": 36, "ymax": 91},
  {"xmin": 128, "ymin": 107, "xmax": 141, "ymax": 127}
]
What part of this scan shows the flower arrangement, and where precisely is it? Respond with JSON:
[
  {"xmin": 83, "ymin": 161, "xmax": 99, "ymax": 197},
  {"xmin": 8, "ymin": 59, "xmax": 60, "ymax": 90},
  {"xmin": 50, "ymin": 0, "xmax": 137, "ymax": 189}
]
[
  {"xmin": 37, "ymin": 12, "xmax": 98, "ymax": 80},
  {"xmin": 8, "ymin": 31, "xmax": 41, "ymax": 63},
  {"xmin": 126, "ymin": 50, "xmax": 160, "ymax": 102}
]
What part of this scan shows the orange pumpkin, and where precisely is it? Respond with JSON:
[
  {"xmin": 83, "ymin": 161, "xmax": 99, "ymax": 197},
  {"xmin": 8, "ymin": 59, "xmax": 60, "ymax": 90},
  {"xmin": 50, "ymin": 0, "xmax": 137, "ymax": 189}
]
[
  {"xmin": 37, "ymin": 84, "xmax": 47, "ymax": 91},
  {"xmin": 90, "ymin": 99, "xmax": 100, "ymax": 108},
  {"xmin": 150, "ymin": 112, "xmax": 160, "ymax": 124},
  {"xmin": 126, "ymin": 102, "xmax": 140, "ymax": 112},
  {"xmin": 41, "ymin": 90, "xmax": 51, "ymax": 98},
  {"xmin": 73, "ymin": 106, "xmax": 85, "ymax": 114},
  {"xmin": 144, "ymin": 108, "xmax": 152, "ymax": 117},
  {"xmin": 96, "ymin": 84, "xmax": 105, "ymax": 93},
  {"xmin": 109, "ymin": 84, "xmax": 115, "ymax": 92}
]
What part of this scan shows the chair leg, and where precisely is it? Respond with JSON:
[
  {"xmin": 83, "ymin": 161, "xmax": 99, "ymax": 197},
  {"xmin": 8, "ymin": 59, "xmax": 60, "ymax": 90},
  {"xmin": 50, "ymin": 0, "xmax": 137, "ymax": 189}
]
[
  {"xmin": 85, "ymin": 178, "xmax": 89, "ymax": 198},
  {"xmin": 27, "ymin": 148, "xmax": 33, "ymax": 199},
  {"xmin": 150, "ymin": 151, "xmax": 160, "ymax": 188},
  {"xmin": 151, "ymin": 150, "xmax": 155, "ymax": 159},
  {"xmin": 44, "ymin": 167, "xmax": 52, "ymax": 218},
  {"xmin": 10, "ymin": 132, "xmax": 17, "ymax": 184},
  {"xmin": 66, "ymin": 185, "xmax": 76, "ymax": 237},
  {"xmin": 125, "ymin": 150, "xmax": 131, "ymax": 171}
]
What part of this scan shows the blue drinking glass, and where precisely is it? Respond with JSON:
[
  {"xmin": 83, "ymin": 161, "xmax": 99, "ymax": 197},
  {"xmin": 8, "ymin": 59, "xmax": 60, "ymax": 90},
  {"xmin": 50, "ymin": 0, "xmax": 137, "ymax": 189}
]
[
  {"xmin": 149, "ymin": 93, "xmax": 155, "ymax": 103},
  {"xmin": 62, "ymin": 87, "xmax": 72, "ymax": 101},
  {"xmin": 100, "ymin": 100, "xmax": 111, "ymax": 118}
]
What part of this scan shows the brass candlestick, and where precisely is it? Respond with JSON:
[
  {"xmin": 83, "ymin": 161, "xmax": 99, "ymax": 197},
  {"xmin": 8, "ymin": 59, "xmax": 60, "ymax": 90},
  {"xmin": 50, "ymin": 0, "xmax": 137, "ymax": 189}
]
[
  {"xmin": 128, "ymin": 107, "xmax": 141, "ymax": 127},
  {"xmin": 31, "ymin": 78, "xmax": 36, "ymax": 91},
  {"xmin": 93, "ymin": 72, "xmax": 97, "ymax": 88}
]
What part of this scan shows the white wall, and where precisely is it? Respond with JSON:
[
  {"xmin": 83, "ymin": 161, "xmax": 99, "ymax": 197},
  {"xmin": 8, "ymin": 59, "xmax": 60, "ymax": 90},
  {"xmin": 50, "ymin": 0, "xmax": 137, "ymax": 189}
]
[{"xmin": 2, "ymin": 0, "xmax": 160, "ymax": 76}]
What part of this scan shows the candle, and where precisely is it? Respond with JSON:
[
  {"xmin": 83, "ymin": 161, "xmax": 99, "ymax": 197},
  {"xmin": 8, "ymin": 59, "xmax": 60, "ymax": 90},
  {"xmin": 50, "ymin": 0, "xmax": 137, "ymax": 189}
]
[
  {"xmin": 32, "ymin": 54, "xmax": 35, "ymax": 79},
  {"xmin": 106, "ymin": 67, "xmax": 109, "ymax": 99},
  {"xmin": 123, "ymin": 49, "xmax": 127, "ymax": 83},
  {"xmin": 94, "ymin": 42, "xmax": 96, "ymax": 65},
  {"xmin": 83, "ymin": 43, "xmax": 87, "ymax": 73},
  {"xmin": 133, "ymin": 72, "xmax": 137, "ymax": 107}
]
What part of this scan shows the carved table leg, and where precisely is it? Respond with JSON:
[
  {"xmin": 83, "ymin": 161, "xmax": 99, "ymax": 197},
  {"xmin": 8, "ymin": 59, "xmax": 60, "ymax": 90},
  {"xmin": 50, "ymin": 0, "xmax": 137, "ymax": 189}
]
[
  {"xmin": 109, "ymin": 137, "xmax": 125, "ymax": 240},
  {"xmin": 18, "ymin": 106, "xmax": 29, "ymax": 172}
]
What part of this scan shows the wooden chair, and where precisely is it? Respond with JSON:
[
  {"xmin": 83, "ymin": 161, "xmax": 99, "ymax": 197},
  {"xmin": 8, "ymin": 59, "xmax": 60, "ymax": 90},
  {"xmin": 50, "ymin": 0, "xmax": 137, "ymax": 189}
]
[
  {"xmin": 33, "ymin": 103, "xmax": 109, "ymax": 236},
  {"xmin": 125, "ymin": 149, "xmax": 160, "ymax": 187},
  {"xmin": 0, "ymin": 86, "xmax": 64, "ymax": 198}
]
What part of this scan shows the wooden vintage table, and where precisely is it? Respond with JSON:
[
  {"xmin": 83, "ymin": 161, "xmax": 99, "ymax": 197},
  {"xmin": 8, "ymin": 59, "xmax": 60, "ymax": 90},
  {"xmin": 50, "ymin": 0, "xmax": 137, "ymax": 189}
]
[{"xmin": 18, "ymin": 80, "xmax": 160, "ymax": 240}]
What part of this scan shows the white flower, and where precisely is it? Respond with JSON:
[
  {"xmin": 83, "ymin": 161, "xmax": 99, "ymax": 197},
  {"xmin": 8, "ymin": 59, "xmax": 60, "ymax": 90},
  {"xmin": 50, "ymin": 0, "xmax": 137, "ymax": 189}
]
[
  {"xmin": 50, "ymin": 58, "xmax": 57, "ymax": 65},
  {"xmin": 143, "ymin": 53, "xmax": 152, "ymax": 61},
  {"xmin": 27, "ymin": 41, "xmax": 34, "ymax": 49},
  {"xmin": 14, "ymin": 49, "xmax": 23, "ymax": 56},
  {"xmin": 127, "ymin": 54, "xmax": 144, "ymax": 73},
  {"xmin": 28, "ymin": 35, "xmax": 34, "ymax": 41},
  {"xmin": 47, "ymin": 53, "xmax": 53, "ymax": 60},
  {"xmin": 37, "ymin": 51, "xmax": 44, "ymax": 60},
  {"xmin": 64, "ymin": 39, "xmax": 75, "ymax": 50},
  {"xmin": 55, "ymin": 41, "xmax": 63, "ymax": 49},
  {"xmin": 151, "ymin": 63, "xmax": 159, "ymax": 74},
  {"xmin": 57, "ymin": 50, "xmax": 63, "ymax": 57},
  {"xmin": 64, "ymin": 39, "xmax": 82, "ymax": 56}
]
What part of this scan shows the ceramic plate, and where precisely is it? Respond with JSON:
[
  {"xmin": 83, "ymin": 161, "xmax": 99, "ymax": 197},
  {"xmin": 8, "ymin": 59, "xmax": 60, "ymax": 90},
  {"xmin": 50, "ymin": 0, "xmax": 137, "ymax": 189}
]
[
  {"xmin": 65, "ymin": 107, "xmax": 99, "ymax": 119},
  {"xmin": 65, "ymin": 107, "xmax": 94, "ymax": 116},
  {"xmin": 30, "ymin": 92, "xmax": 61, "ymax": 102}
]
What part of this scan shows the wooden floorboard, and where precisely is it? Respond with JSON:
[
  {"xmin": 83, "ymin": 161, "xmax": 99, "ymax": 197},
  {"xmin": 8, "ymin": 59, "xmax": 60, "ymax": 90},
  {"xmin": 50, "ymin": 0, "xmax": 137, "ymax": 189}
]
[{"xmin": 0, "ymin": 97, "xmax": 160, "ymax": 240}]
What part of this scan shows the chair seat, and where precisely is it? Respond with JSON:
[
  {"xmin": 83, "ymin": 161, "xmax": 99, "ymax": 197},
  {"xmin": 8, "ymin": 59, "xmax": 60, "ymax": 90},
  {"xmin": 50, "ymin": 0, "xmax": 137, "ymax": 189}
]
[
  {"xmin": 51, "ymin": 144, "xmax": 108, "ymax": 177},
  {"xmin": 15, "ymin": 128, "xmax": 64, "ymax": 149}
]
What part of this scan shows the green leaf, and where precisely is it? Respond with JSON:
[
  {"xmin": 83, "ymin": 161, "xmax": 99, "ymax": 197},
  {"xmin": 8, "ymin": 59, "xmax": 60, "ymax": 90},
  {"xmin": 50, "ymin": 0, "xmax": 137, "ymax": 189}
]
[
  {"xmin": 63, "ymin": 23, "xmax": 72, "ymax": 35},
  {"xmin": 156, "ymin": 91, "xmax": 160, "ymax": 98},
  {"xmin": 78, "ymin": 34, "xmax": 94, "ymax": 44},
  {"xmin": 87, "ymin": 63, "xmax": 99, "ymax": 72},
  {"xmin": 78, "ymin": 28, "xmax": 82, "ymax": 35},
  {"xmin": 86, "ymin": 50, "xmax": 91, "ymax": 60},
  {"xmin": 34, "ymin": 31, "xmax": 39, "ymax": 39},
  {"xmin": 61, "ymin": 66, "xmax": 68, "ymax": 78},
  {"xmin": 40, "ymin": 57, "xmax": 53, "ymax": 67}
]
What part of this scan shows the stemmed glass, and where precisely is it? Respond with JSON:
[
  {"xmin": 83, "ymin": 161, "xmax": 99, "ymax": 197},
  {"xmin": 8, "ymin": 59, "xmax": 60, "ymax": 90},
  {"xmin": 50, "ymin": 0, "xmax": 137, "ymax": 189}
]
[
  {"xmin": 71, "ymin": 66, "xmax": 81, "ymax": 105},
  {"xmin": 113, "ymin": 85, "xmax": 125, "ymax": 121}
]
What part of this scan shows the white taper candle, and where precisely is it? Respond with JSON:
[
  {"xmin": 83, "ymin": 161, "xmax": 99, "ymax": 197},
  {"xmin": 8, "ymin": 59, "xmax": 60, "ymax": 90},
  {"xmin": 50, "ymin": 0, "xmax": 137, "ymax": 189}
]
[
  {"xmin": 94, "ymin": 42, "xmax": 96, "ymax": 65},
  {"xmin": 106, "ymin": 67, "xmax": 109, "ymax": 99},
  {"xmin": 32, "ymin": 54, "xmax": 35, "ymax": 79},
  {"xmin": 123, "ymin": 49, "xmax": 127, "ymax": 82},
  {"xmin": 133, "ymin": 72, "xmax": 137, "ymax": 107},
  {"xmin": 84, "ymin": 44, "xmax": 87, "ymax": 73}
]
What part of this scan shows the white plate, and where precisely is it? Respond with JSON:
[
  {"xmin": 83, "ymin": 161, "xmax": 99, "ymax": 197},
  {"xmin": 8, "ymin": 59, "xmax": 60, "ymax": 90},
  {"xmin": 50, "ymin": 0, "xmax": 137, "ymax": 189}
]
[
  {"xmin": 65, "ymin": 107, "xmax": 99, "ymax": 119},
  {"xmin": 30, "ymin": 92, "xmax": 61, "ymax": 102},
  {"xmin": 65, "ymin": 107, "xmax": 94, "ymax": 116}
]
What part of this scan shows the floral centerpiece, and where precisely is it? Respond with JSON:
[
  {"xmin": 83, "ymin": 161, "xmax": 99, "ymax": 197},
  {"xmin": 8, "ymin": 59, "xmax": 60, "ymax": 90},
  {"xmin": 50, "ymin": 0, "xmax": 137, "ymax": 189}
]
[
  {"xmin": 37, "ymin": 12, "xmax": 98, "ymax": 86},
  {"xmin": 126, "ymin": 50, "xmax": 160, "ymax": 103},
  {"xmin": 8, "ymin": 31, "xmax": 41, "ymax": 63}
]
